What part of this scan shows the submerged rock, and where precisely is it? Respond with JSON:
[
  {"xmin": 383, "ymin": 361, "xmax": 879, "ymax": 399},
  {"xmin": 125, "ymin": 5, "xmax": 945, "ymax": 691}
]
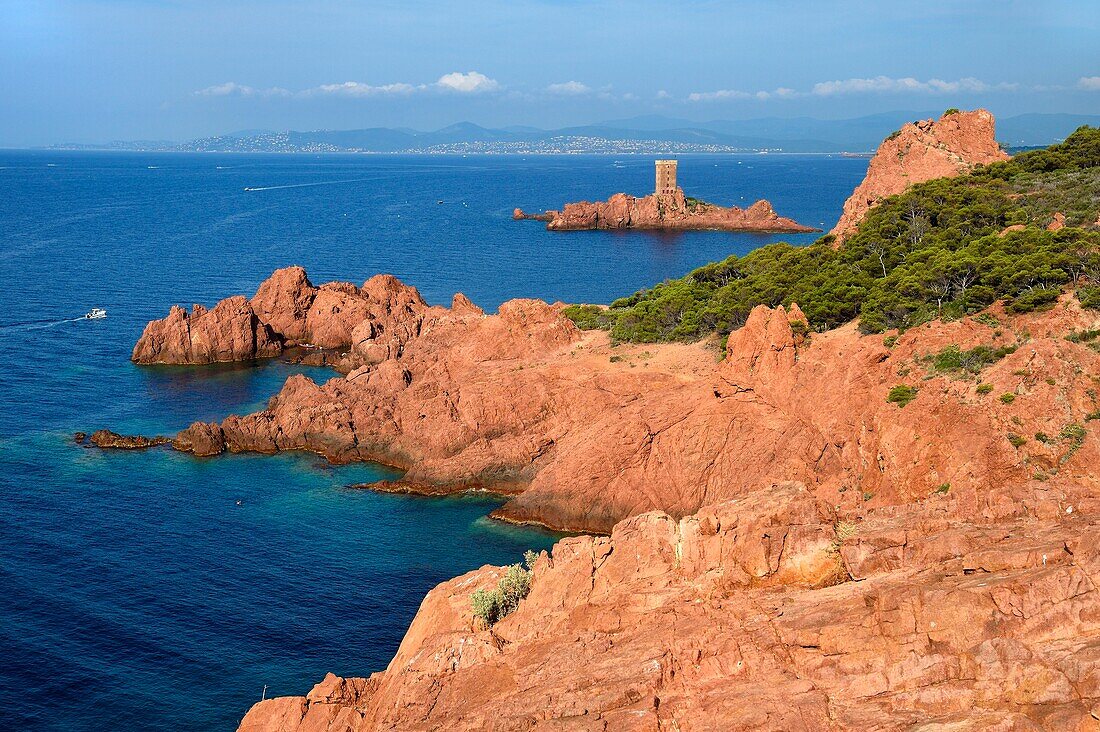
[{"xmin": 87, "ymin": 429, "xmax": 171, "ymax": 449}]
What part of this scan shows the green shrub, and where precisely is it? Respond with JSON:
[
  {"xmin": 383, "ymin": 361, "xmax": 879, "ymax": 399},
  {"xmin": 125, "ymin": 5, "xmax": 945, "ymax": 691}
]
[
  {"xmin": 562, "ymin": 304, "xmax": 614, "ymax": 331},
  {"xmin": 1066, "ymin": 329, "xmax": 1100, "ymax": 343},
  {"xmin": 1079, "ymin": 286, "xmax": 1100, "ymax": 310},
  {"xmin": 1000, "ymin": 392, "xmax": 1017, "ymax": 404},
  {"xmin": 1060, "ymin": 423, "xmax": 1087, "ymax": 463},
  {"xmin": 883, "ymin": 335, "xmax": 898, "ymax": 348},
  {"xmin": 1008, "ymin": 288, "xmax": 1060, "ymax": 313},
  {"xmin": 976, "ymin": 383, "xmax": 994, "ymax": 394},
  {"xmin": 973, "ymin": 313, "xmax": 1000, "ymax": 327},
  {"xmin": 944, "ymin": 108, "xmax": 961, "ymax": 116},
  {"xmin": 471, "ymin": 551, "xmax": 538, "ymax": 627},
  {"xmin": 933, "ymin": 482, "xmax": 951, "ymax": 494},
  {"xmin": 925, "ymin": 344, "xmax": 1017, "ymax": 374},
  {"xmin": 1007, "ymin": 433, "xmax": 1027, "ymax": 448},
  {"xmin": 887, "ymin": 385, "xmax": 919, "ymax": 407},
  {"xmin": 1035, "ymin": 432, "xmax": 1052, "ymax": 443}
]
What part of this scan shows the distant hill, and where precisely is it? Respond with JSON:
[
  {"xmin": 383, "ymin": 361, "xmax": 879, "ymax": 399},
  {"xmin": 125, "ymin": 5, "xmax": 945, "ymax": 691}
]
[{"xmin": 49, "ymin": 112, "xmax": 1099, "ymax": 155}]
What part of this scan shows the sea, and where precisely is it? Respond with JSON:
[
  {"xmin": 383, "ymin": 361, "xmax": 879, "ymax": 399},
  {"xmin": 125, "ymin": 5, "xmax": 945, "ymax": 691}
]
[{"xmin": 0, "ymin": 151, "xmax": 868, "ymax": 730}]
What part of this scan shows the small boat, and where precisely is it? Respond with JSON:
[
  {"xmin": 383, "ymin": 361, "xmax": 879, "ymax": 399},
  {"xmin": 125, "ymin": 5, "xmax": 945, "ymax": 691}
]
[{"xmin": 84, "ymin": 308, "xmax": 107, "ymax": 320}]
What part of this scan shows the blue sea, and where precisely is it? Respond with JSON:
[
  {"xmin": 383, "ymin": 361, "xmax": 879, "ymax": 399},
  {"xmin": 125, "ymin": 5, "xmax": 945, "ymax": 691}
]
[{"xmin": 0, "ymin": 151, "xmax": 867, "ymax": 730}]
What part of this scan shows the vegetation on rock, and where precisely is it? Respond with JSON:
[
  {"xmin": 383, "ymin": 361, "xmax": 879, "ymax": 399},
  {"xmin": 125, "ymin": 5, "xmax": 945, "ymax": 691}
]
[
  {"xmin": 562, "ymin": 127, "xmax": 1100, "ymax": 342},
  {"xmin": 471, "ymin": 550, "xmax": 537, "ymax": 627}
]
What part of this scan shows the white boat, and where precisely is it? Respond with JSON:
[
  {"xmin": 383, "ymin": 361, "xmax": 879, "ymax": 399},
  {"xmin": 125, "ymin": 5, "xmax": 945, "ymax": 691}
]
[{"xmin": 85, "ymin": 308, "xmax": 107, "ymax": 320}]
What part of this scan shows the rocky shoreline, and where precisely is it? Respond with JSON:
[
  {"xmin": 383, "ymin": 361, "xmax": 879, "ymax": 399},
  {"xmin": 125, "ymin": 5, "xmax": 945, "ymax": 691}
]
[{"xmin": 90, "ymin": 109, "xmax": 1100, "ymax": 729}]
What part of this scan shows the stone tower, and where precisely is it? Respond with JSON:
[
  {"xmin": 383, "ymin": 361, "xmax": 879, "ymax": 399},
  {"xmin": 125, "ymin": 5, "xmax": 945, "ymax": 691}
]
[{"xmin": 655, "ymin": 159, "xmax": 678, "ymax": 196}]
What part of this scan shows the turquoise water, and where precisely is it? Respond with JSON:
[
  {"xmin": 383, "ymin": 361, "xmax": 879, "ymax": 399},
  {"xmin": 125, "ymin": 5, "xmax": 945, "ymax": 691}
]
[{"xmin": 0, "ymin": 151, "xmax": 867, "ymax": 730}]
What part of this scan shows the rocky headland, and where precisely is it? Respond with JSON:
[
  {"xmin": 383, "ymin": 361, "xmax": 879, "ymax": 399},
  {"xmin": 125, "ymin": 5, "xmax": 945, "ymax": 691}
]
[
  {"xmin": 101, "ymin": 112, "xmax": 1100, "ymax": 729},
  {"xmin": 515, "ymin": 188, "xmax": 817, "ymax": 233},
  {"xmin": 830, "ymin": 108, "xmax": 1010, "ymax": 242}
]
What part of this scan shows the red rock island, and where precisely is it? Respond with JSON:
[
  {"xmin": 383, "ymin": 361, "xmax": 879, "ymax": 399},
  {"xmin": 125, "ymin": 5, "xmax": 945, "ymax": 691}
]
[{"xmin": 514, "ymin": 159, "xmax": 818, "ymax": 233}]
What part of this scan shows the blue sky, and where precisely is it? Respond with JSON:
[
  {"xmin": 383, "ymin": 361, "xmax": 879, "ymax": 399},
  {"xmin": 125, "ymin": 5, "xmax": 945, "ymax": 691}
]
[{"xmin": 1, "ymin": 0, "xmax": 1098, "ymax": 145}]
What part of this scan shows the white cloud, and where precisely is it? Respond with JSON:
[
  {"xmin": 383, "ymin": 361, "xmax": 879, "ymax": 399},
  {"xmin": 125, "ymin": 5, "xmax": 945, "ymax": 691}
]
[
  {"xmin": 655, "ymin": 89, "xmax": 671, "ymax": 100},
  {"xmin": 307, "ymin": 81, "xmax": 418, "ymax": 97},
  {"xmin": 545, "ymin": 80, "xmax": 591, "ymax": 96},
  {"xmin": 1079, "ymin": 76, "xmax": 1100, "ymax": 90},
  {"xmin": 195, "ymin": 82, "xmax": 290, "ymax": 98},
  {"xmin": 435, "ymin": 71, "xmax": 499, "ymax": 93},
  {"xmin": 811, "ymin": 76, "xmax": 1014, "ymax": 96},
  {"xmin": 687, "ymin": 89, "xmax": 752, "ymax": 102},
  {"xmin": 195, "ymin": 71, "xmax": 501, "ymax": 100}
]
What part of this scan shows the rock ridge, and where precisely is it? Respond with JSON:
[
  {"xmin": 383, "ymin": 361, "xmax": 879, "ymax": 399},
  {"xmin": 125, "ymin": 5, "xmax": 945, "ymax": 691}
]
[{"xmin": 830, "ymin": 109, "xmax": 1010, "ymax": 243}]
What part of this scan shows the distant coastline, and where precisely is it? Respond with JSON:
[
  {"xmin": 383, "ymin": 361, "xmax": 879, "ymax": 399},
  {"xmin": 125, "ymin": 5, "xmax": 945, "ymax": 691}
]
[{"xmin": 26, "ymin": 111, "xmax": 1097, "ymax": 156}]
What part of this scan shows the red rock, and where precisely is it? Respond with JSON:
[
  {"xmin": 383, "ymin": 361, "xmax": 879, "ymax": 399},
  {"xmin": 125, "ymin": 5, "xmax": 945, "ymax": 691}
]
[
  {"xmin": 831, "ymin": 109, "xmax": 1010, "ymax": 243},
  {"xmin": 132, "ymin": 268, "xmax": 429, "ymax": 367},
  {"xmin": 1048, "ymin": 212, "xmax": 1067, "ymax": 231},
  {"xmin": 149, "ymin": 270, "xmax": 1100, "ymax": 539},
  {"xmin": 249, "ymin": 265, "xmax": 317, "ymax": 342},
  {"xmin": 533, "ymin": 187, "xmax": 817, "ymax": 232},
  {"xmin": 172, "ymin": 421, "xmax": 226, "ymax": 456},
  {"xmin": 131, "ymin": 296, "xmax": 282, "ymax": 364},
  {"xmin": 239, "ymin": 480, "xmax": 1100, "ymax": 731}
]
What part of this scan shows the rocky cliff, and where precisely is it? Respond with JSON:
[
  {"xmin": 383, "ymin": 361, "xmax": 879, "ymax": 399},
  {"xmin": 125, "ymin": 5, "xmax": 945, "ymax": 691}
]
[
  {"xmin": 110, "ymin": 268, "xmax": 1100, "ymax": 729},
  {"xmin": 240, "ymin": 478, "xmax": 1100, "ymax": 730},
  {"xmin": 120, "ymin": 270, "xmax": 1099, "ymax": 537},
  {"xmin": 830, "ymin": 109, "xmax": 1010, "ymax": 243},
  {"xmin": 516, "ymin": 187, "xmax": 817, "ymax": 233}
]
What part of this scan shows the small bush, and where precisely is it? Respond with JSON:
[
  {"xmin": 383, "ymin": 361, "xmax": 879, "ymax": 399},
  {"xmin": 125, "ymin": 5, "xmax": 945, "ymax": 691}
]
[
  {"xmin": 883, "ymin": 335, "xmax": 898, "ymax": 348},
  {"xmin": 1087, "ymin": 411, "xmax": 1100, "ymax": 421},
  {"xmin": 562, "ymin": 304, "xmax": 614, "ymax": 331},
  {"xmin": 976, "ymin": 383, "xmax": 994, "ymax": 395},
  {"xmin": 926, "ymin": 344, "xmax": 1017, "ymax": 374},
  {"xmin": 1061, "ymin": 423, "xmax": 1087, "ymax": 444},
  {"xmin": 1079, "ymin": 286, "xmax": 1100, "ymax": 310},
  {"xmin": 471, "ymin": 551, "xmax": 538, "ymax": 627},
  {"xmin": 1008, "ymin": 289, "xmax": 1060, "ymax": 313},
  {"xmin": 933, "ymin": 483, "xmax": 951, "ymax": 495},
  {"xmin": 944, "ymin": 108, "xmax": 961, "ymax": 116},
  {"xmin": 1007, "ymin": 433, "xmax": 1027, "ymax": 448},
  {"xmin": 1035, "ymin": 432, "xmax": 1052, "ymax": 443},
  {"xmin": 1067, "ymin": 329, "xmax": 1100, "ymax": 344},
  {"xmin": 1000, "ymin": 392, "xmax": 1017, "ymax": 404},
  {"xmin": 973, "ymin": 313, "xmax": 1000, "ymax": 327},
  {"xmin": 887, "ymin": 385, "xmax": 919, "ymax": 407}
]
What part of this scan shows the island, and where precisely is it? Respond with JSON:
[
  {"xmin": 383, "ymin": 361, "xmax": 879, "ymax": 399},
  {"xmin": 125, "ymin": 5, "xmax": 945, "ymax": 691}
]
[{"xmin": 514, "ymin": 159, "xmax": 819, "ymax": 232}]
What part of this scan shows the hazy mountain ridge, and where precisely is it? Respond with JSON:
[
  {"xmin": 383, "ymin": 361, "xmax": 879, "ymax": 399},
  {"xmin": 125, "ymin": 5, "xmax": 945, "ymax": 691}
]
[{"xmin": 47, "ymin": 112, "xmax": 1099, "ymax": 154}]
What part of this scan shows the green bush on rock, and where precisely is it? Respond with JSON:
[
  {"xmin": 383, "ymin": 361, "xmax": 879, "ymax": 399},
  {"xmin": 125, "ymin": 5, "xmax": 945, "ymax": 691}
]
[{"xmin": 471, "ymin": 550, "xmax": 538, "ymax": 627}]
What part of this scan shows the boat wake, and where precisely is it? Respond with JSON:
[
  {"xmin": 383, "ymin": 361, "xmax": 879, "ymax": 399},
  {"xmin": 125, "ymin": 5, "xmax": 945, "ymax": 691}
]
[
  {"xmin": 0, "ymin": 312, "xmax": 106, "ymax": 333},
  {"xmin": 243, "ymin": 178, "xmax": 372, "ymax": 192}
]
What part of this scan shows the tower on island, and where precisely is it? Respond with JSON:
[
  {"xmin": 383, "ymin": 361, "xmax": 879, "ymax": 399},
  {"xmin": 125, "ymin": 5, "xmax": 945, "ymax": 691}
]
[{"xmin": 655, "ymin": 159, "xmax": 678, "ymax": 196}]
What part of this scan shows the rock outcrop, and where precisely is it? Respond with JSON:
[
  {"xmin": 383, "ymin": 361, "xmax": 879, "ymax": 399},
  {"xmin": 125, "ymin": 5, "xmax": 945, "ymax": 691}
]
[
  {"xmin": 120, "ymin": 269, "xmax": 1100, "ymax": 536},
  {"xmin": 517, "ymin": 188, "xmax": 817, "ymax": 233},
  {"xmin": 131, "ymin": 266, "xmax": 429, "ymax": 366},
  {"xmin": 240, "ymin": 479, "xmax": 1100, "ymax": 730},
  {"xmin": 109, "ymin": 268, "xmax": 1100, "ymax": 729},
  {"xmin": 830, "ymin": 109, "xmax": 1010, "ymax": 243}
]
